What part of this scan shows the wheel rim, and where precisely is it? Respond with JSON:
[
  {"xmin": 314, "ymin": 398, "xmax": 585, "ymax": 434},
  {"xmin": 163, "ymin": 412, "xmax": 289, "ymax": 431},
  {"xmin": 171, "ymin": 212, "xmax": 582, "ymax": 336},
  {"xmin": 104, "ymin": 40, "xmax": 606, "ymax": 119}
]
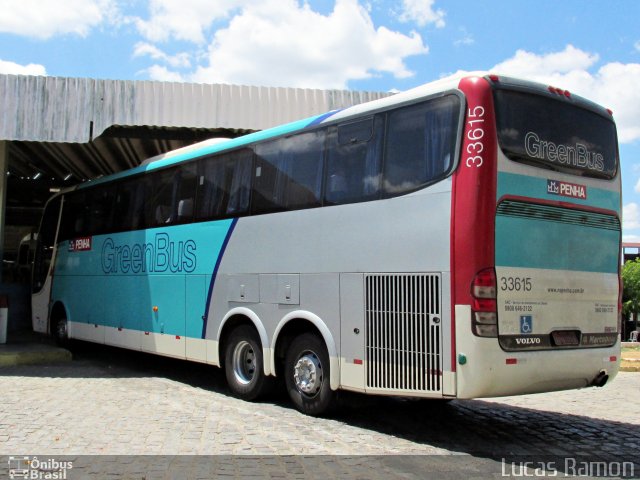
[
  {"xmin": 56, "ymin": 319, "xmax": 67, "ymax": 340},
  {"xmin": 232, "ymin": 340, "xmax": 256, "ymax": 385},
  {"xmin": 293, "ymin": 351, "xmax": 322, "ymax": 396}
]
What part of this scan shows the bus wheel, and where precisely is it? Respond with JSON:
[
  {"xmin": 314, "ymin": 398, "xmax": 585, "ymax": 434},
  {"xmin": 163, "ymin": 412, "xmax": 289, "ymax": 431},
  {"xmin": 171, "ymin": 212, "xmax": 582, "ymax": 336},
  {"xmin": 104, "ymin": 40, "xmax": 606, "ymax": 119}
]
[
  {"xmin": 224, "ymin": 325, "xmax": 270, "ymax": 401},
  {"xmin": 285, "ymin": 333, "xmax": 335, "ymax": 416},
  {"xmin": 52, "ymin": 317, "xmax": 69, "ymax": 347}
]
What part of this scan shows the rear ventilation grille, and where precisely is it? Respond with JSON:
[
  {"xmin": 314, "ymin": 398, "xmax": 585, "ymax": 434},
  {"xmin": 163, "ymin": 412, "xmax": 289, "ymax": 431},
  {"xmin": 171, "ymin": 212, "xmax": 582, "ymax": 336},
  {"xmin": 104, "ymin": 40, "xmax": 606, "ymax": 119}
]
[
  {"xmin": 496, "ymin": 200, "xmax": 620, "ymax": 231},
  {"xmin": 365, "ymin": 274, "xmax": 442, "ymax": 393}
]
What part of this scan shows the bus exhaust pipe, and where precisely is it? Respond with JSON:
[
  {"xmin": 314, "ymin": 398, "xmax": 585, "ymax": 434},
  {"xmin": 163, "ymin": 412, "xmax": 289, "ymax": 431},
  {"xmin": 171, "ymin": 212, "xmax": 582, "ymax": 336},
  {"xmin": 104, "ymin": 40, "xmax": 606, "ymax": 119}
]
[{"xmin": 590, "ymin": 370, "xmax": 609, "ymax": 388}]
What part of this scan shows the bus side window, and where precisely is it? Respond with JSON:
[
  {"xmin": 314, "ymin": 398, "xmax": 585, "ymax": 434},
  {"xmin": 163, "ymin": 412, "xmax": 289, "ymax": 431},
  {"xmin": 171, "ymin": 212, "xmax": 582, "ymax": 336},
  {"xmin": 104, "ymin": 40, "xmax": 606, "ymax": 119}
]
[
  {"xmin": 325, "ymin": 117, "xmax": 382, "ymax": 205},
  {"xmin": 86, "ymin": 187, "xmax": 115, "ymax": 235},
  {"xmin": 148, "ymin": 169, "xmax": 177, "ymax": 227},
  {"xmin": 226, "ymin": 151, "xmax": 252, "ymax": 215},
  {"xmin": 59, "ymin": 192, "xmax": 85, "ymax": 240},
  {"xmin": 176, "ymin": 163, "xmax": 197, "ymax": 223},
  {"xmin": 197, "ymin": 155, "xmax": 228, "ymax": 219},
  {"xmin": 252, "ymin": 130, "xmax": 324, "ymax": 214},
  {"xmin": 383, "ymin": 95, "xmax": 460, "ymax": 195},
  {"xmin": 197, "ymin": 149, "xmax": 252, "ymax": 220},
  {"xmin": 112, "ymin": 179, "xmax": 150, "ymax": 232},
  {"xmin": 32, "ymin": 196, "xmax": 61, "ymax": 293}
]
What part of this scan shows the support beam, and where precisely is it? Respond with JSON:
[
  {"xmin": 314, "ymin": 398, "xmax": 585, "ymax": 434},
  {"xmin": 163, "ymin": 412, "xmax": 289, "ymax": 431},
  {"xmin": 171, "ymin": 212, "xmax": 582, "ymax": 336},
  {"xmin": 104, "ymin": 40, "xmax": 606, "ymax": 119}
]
[{"xmin": 0, "ymin": 141, "xmax": 7, "ymax": 282}]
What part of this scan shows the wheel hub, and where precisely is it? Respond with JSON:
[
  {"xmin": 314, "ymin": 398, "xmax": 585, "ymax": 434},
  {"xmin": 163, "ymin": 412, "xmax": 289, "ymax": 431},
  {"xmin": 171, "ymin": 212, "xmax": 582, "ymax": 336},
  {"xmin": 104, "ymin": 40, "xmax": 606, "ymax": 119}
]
[
  {"xmin": 232, "ymin": 340, "xmax": 256, "ymax": 385},
  {"xmin": 293, "ymin": 352, "xmax": 322, "ymax": 395}
]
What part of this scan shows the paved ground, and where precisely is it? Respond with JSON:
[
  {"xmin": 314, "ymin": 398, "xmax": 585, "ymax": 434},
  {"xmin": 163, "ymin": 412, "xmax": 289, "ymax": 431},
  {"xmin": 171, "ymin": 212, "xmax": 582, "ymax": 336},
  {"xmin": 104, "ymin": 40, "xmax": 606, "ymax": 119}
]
[{"xmin": 0, "ymin": 342, "xmax": 638, "ymax": 478}]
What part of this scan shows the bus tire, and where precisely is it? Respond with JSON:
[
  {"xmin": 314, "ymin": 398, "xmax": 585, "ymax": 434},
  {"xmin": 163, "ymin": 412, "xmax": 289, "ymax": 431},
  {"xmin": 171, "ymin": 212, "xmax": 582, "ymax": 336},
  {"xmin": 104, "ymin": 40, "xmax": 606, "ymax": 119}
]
[
  {"xmin": 224, "ymin": 325, "xmax": 270, "ymax": 401},
  {"xmin": 284, "ymin": 333, "xmax": 335, "ymax": 416},
  {"xmin": 52, "ymin": 316, "xmax": 69, "ymax": 347}
]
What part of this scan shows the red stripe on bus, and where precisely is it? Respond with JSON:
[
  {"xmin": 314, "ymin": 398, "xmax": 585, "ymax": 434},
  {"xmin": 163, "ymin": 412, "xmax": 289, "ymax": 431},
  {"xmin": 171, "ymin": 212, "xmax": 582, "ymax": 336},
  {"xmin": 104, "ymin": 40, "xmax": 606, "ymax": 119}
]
[{"xmin": 451, "ymin": 76, "xmax": 498, "ymax": 372}]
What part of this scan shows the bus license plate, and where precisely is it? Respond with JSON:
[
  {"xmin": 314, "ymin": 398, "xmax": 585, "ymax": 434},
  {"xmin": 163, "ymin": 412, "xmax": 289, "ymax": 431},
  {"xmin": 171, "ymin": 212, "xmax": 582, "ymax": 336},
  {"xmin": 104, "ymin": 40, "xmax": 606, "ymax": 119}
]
[{"xmin": 551, "ymin": 330, "xmax": 580, "ymax": 346}]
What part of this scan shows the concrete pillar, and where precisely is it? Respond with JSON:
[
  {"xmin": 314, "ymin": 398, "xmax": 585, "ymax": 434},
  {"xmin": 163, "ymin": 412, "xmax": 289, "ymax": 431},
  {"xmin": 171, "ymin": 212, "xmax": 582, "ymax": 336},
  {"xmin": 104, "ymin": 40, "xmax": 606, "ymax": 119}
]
[{"xmin": 0, "ymin": 141, "xmax": 7, "ymax": 282}]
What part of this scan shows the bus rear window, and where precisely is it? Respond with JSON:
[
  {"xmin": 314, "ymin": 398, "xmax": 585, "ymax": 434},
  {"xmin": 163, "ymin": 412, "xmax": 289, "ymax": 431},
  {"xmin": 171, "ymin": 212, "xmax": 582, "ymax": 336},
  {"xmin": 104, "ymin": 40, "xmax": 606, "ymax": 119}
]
[{"xmin": 493, "ymin": 90, "xmax": 618, "ymax": 179}]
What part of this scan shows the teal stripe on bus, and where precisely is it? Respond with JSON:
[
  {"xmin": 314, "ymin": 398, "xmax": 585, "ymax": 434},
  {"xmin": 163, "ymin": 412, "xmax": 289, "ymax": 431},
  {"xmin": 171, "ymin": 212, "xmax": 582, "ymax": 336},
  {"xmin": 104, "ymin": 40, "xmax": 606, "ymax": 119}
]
[
  {"xmin": 497, "ymin": 171, "xmax": 621, "ymax": 214},
  {"xmin": 495, "ymin": 214, "xmax": 620, "ymax": 273},
  {"xmin": 53, "ymin": 219, "xmax": 235, "ymax": 337}
]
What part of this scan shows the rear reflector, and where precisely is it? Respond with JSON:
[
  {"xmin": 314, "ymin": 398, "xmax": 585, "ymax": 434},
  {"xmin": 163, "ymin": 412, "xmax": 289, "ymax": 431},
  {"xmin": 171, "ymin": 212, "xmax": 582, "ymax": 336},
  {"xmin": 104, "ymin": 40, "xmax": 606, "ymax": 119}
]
[
  {"xmin": 354, "ymin": 359, "xmax": 363, "ymax": 365},
  {"xmin": 506, "ymin": 358, "xmax": 518, "ymax": 365}
]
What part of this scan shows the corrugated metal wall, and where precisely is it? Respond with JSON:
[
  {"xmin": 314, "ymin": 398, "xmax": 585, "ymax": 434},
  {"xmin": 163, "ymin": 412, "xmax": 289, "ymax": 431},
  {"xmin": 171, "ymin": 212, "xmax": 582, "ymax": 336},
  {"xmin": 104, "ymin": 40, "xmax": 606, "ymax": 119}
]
[{"xmin": 0, "ymin": 74, "xmax": 391, "ymax": 143}]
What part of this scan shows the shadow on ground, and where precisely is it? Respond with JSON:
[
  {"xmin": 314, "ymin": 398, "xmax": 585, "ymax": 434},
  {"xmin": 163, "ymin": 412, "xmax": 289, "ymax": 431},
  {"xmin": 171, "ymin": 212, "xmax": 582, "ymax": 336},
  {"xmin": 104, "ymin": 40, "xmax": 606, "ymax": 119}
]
[{"xmin": 2, "ymin": 339, "xmax": 638, "ymax": 475}]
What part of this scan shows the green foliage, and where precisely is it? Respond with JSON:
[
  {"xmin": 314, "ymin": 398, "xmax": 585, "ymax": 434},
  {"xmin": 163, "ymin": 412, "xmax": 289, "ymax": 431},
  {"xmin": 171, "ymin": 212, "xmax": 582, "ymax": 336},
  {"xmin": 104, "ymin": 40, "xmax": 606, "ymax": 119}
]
[{"xmin": 622, "ymin": 258, "xmax": 640, "ymax": 316}]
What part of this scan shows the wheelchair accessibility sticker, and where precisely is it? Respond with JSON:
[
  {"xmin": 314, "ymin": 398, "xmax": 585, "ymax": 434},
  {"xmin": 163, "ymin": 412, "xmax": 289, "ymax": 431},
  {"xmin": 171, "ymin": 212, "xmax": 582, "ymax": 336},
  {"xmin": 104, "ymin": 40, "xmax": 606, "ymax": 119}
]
[{"xmin": 520, "ymin": 315, "xmax": 533, "ymax": 334}]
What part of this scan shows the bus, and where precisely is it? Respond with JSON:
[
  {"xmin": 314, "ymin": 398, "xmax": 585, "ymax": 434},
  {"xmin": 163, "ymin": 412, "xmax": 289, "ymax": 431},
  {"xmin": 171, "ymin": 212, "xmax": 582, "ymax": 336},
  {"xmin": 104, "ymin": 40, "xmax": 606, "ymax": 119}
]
[{"xmin": 31, "ymin": 73, "xmax": 621, "ymax": 416}]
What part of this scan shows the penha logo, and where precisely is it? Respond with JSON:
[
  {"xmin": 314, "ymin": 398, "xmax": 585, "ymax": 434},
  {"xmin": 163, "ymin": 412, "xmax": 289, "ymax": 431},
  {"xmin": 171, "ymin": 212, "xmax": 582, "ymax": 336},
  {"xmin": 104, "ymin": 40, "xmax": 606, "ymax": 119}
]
[
  {"xmin": 68, "ymin": 237, "xmax": 92, "ymax": 252},
  {"xmin": 547, "ymin": 179, "xmax": 587, "ymax": 200}
]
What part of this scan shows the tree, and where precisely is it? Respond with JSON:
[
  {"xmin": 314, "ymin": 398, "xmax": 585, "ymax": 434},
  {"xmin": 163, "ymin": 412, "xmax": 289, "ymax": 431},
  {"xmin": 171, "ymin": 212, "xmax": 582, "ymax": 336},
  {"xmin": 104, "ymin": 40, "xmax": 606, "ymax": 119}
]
[{"xmin": 622, "ymin": 258, "xmax": 640, "ymax": 319}]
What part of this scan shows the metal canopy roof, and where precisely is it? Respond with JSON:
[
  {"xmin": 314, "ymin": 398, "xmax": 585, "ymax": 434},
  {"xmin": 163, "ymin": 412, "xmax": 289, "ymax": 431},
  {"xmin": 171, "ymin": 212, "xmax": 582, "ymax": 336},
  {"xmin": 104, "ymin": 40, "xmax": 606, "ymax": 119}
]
[{"xmin": 0, "ymin": 74, "xmax": 390, "ymax": 182}]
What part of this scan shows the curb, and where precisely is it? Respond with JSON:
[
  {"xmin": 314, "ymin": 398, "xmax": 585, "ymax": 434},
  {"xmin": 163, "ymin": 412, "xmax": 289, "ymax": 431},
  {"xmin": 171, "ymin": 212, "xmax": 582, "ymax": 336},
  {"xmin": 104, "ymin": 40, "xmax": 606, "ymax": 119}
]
[
  {"xmin": 0, "ymin": 347, "xmax": 72, "ymax": 367},
  {"xmin": 620, "ymin": 366, "xmax": 640, "ymax": 372}
]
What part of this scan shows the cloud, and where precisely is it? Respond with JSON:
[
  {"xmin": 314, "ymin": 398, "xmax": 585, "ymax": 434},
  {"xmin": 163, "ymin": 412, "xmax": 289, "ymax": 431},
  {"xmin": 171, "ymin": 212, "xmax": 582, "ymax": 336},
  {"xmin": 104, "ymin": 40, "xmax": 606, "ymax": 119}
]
[
  {"xmin": 624, "ymin": 203, "xmax": 640, "ymax": 231},
  {"xmin": 398, "ymin": 0, "xmax": 445, "ymax": 28},
  {"xmin": 144, "ymin": 64, "xmax": 185, "ymax": 82},
  {"xmin": 183, "ymin": 0, "xmax": 428, "ymax": 89},
  {"xmin": 491, "ymin": 45, "xmax": 598, "ymax": 75},
  {"xmin": 454, "ymin": 28, "xmax": 474, "ymax": 47},
  {"xmin": 480, "ymin": 45, "xmax": 640, "ymax": 144},
  {"xmin": 635, "ymin": 41, "xmax": 640, "ymax": 52},
  {"xmin": 0, "ymin": 0, "xmax": 116, "ymax": 39},
  {"xmin": 133, "ymin": 42, "xmax": 191, "ymax": 69},
  {"xmin": 635, "ymin": 177, "xmax": 640, "ymax": 194},
  {"xmin": 0, "ymin": 59, "xmax": 46, "ymax": 76},
  {"xmin": 134, "ymin": 0, "xmax": 251, "ymax": 44}
]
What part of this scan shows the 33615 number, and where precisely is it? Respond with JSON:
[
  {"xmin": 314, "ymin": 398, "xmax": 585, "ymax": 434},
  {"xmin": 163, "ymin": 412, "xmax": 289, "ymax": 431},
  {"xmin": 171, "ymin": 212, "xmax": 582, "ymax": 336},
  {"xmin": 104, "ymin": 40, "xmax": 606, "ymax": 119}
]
[
  {"xmin": 500, "ymin": 277, "xmax": 533, "ymax": 292},
  {"xmin": 465, "ymin": 106, "xmax": 485, "ymax": 168}
]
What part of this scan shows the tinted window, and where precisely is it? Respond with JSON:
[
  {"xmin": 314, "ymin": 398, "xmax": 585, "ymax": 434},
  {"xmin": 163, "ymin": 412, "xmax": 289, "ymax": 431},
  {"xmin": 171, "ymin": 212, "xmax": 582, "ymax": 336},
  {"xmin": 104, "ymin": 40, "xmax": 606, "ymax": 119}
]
[
  {"xmin": 325, "ymin": 117, "xmax": 383, "ymax": 205},
  {"xmin": 175, "ymin": 164, "xmax": 198, "ymax": 223},
  {"xmin": 252, "ymin": 131, "xmax": 324, "ymax": 214},
  {"xmin": 85, "ymin": 187, "xmax": 115, "ymax": 235},
  {"xmin": 494, "ymin": 89, "xmax": 618, "ymax": 179},
  {"xmin": 145, "ymin": 165, "xmax": 197, "ymax": 227},
  {"xmin": 33, "ymin": 196, "xmax": 61, "ymax": 293},
  {"xmin": 197, "ymin": 149, "xmax": 253, "ymax": 219},
  {"xmin": 59, "ymin": 192, "xmax": 86, "ymax": 240},
  {"xmin": 383, "ymin": 95, "xmax": 460, "ymax": 194},
  {"xmin": 113, "ymin": 177, "xmax": 153, "ymax": 231}
]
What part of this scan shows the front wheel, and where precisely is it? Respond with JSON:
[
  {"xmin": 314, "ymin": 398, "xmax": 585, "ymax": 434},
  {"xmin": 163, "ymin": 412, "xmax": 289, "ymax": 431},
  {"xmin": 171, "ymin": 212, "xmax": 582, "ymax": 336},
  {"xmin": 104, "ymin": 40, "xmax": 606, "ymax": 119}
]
[
  {"xmin": 52, "ymin": 317, "xmax": 69, "ymax": 347},
  {"xmin": 224, "ymin": 325, "xmax": 271, "ymax": 401},
  {"xmin": 284, "ymin": 333, "xmax": 336, "ymax": 416}
]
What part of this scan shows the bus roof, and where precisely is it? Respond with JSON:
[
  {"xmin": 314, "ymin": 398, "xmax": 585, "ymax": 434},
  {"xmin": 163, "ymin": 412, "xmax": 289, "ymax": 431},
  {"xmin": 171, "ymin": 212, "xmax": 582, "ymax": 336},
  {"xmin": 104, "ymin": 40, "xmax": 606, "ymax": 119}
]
[{"xmin": 73, "ymin": 71, "xmax": 613, "ymax": 191}]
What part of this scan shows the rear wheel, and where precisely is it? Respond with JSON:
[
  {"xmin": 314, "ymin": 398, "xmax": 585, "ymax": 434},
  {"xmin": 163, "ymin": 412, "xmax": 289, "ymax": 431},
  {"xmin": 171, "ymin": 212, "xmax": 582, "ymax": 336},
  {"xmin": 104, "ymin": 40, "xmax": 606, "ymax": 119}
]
[
  {"xmin": 224, "ymin": 325, "xmax": 271, "ymax": 401},
  {"xmin": 285, "ymin": 333, "xmax": 335, "ymax": 416}
]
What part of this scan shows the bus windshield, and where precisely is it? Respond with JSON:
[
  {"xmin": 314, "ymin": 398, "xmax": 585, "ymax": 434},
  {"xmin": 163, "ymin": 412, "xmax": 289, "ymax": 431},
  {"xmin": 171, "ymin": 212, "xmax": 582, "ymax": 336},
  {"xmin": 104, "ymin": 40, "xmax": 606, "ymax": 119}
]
[{"xmin": 493, "ymin": 89, "xmax": 618, "ymax": 179}]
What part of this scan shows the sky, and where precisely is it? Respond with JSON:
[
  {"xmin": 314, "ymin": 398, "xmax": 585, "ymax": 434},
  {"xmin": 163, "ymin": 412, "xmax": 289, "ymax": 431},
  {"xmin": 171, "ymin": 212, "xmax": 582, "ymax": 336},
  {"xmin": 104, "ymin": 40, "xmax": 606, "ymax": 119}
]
[{"xmin": 1, "ymin": 0, "xmax": 639, "ymax": 238}]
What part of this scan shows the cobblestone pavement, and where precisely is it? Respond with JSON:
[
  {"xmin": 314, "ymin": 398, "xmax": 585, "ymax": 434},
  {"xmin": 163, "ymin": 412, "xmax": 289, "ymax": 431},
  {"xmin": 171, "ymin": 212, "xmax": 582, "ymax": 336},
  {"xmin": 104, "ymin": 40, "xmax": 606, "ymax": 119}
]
[{"xmin": 0, "ymin": 343, "xmax": 638, "ymax": 478}]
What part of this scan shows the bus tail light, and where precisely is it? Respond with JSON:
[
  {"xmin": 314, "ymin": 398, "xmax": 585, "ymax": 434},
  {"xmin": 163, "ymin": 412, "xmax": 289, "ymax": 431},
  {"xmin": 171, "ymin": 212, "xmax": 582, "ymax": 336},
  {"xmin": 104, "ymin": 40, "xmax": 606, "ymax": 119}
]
[{"xmin": 471, "ymin": 268, "xmax": 498, "ymax": 337}]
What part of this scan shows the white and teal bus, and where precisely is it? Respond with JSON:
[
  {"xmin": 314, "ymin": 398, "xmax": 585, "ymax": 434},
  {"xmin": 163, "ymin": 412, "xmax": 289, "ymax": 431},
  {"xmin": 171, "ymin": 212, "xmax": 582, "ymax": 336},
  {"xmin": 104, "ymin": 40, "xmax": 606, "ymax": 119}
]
[{"xmin": 32, "ymin": 74, "xmax": 621, "ymax": 415}]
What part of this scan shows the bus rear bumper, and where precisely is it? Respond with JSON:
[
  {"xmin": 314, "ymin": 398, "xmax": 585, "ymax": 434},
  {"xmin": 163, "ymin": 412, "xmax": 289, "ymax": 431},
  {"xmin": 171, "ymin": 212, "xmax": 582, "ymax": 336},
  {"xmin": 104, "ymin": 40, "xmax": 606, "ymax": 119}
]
[{"xmin": 454, "ymin": 305, "xmax": 621, "ymax": 399}]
